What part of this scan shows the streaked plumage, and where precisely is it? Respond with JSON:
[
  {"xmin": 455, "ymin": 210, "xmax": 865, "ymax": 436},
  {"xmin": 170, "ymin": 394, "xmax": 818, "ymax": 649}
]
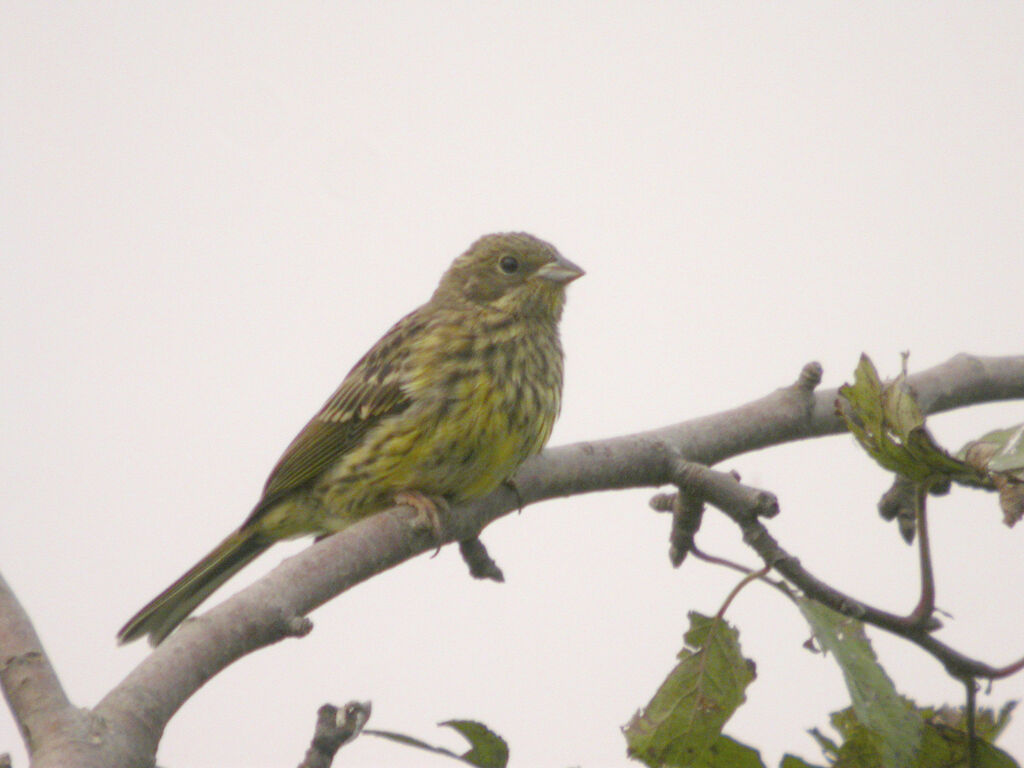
[{"xmin": 118, "ymin": 232, "xmax": 583, "ymax": 645}]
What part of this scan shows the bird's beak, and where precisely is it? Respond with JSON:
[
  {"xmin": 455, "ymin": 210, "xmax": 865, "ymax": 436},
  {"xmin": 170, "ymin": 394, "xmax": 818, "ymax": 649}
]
[{"xmin": 536, "ymin": 253, "xmax": 585, "ymax": 285}]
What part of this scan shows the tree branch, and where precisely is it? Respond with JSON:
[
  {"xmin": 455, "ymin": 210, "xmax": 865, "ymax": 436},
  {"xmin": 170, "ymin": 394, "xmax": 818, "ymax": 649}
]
[
  {"xmin": 0, "ymin": 573, "xmax": 72, "ymax": 753},
  {"xmin": 297, "ymin": 701, "xmax": 371, "ymax": 768},
  {"xmin": 664, "ymin": 460, "xmax": 1024, "ymax": 681},
  {"xmin": 7, "ymin": 353, "xmax": 1023, "ymax": 767}
]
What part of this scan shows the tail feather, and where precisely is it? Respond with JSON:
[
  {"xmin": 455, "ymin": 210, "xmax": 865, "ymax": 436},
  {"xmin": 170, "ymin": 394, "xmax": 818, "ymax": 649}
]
[{"xmin": 117, "ymin": 527, "xmax": 270, "ymax": 646}]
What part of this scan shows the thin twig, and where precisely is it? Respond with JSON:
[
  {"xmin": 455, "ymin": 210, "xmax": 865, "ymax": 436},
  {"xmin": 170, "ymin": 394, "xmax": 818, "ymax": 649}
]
[
  {"xmin": 989, "ymin": 654, "xmax": 1024, "ymax": 679},
  {"xmin": 907, "ymin": 482, "xmax": 936, "ymax": 628},
  {"xmin": 716, "ymin": 566, "xmax": 772, "ymax": 620},
  {"xmin": 666, "ymin": 461, "xmax": 1024, "ymax": 682},
  {"xmin": 690, "ymin": 546, "xmax": 794, "ymax": 598}
]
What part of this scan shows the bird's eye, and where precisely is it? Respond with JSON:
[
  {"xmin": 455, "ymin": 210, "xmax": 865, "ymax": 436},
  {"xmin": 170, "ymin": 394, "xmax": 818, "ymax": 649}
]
[{"xmin": 498, "ymin": 255, "xmax": 520, "ymax": 274}]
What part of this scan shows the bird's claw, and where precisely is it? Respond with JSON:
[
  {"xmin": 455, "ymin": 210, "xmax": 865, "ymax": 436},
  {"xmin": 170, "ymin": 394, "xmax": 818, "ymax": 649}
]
[{"xmin": 394, "ymin": 490, "xmax": 447, "ymax": 555}]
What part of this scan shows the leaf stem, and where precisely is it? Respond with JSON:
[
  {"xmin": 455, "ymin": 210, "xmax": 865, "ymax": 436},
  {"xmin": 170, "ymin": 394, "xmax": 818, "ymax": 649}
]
[
  {"xmin": 715, "ymin": 565, "xmax": 771, "ymax": 620},
  {"xmin": 906, "ymin": 481, "xmax": 936, "ymax": 628}
]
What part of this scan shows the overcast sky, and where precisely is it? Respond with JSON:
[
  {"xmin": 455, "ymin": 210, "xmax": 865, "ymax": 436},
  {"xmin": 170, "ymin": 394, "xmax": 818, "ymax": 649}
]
[{"xmin": 3, "ymin": 3, "xmax": 1023, "ymax": 767}]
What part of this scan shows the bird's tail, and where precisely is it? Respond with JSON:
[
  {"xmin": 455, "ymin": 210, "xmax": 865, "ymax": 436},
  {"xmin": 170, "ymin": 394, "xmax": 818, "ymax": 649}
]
[{"xmin": 117, "ymin": 526, "xmax": 271, "ymax": 646}]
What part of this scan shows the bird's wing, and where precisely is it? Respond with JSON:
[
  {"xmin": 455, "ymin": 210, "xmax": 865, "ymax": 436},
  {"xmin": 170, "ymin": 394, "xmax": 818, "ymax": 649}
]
[{"xmin": 247, "ymin": 309, "xmax": 428, "ymax": 519}]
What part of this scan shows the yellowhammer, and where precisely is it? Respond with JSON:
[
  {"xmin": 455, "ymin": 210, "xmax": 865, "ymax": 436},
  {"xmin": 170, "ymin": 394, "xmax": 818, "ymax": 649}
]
[{"xmin": 118, "ymin": 232, "xmax": 583, "ymax": 645}]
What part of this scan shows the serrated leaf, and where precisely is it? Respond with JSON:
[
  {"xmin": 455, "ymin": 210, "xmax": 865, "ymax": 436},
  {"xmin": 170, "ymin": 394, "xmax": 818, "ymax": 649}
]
[
  {"xmin": 439, "ymin": 721, "xmax": 509, "ymax": 768},
  {"xmin": 365, "ymin": 719, "xmax": 508, "ymax": 768},
  {"xmin": 693, "ymin": 734, "xmax": 765, "ymax": 768},
  {"xmin": 813, "ymin": 702, "xmax": 1019, "ymax": 767},
  {"xmin": 837, "ymin": 355, "xmax": 888, "ymax": 462},
  {"xmin": 988, "ymin": 700, "xmax": 1018, "ymax": 741},
  {"xmin": 917, "ymin": 720, "xmax": 1020, "ymax": 768},
  {"xmin": 880, "ymin": 363, "xmax": 925, "ymax": 437},
  {"xmin": 958, "ymin": 425, "xmax": 1024, "ymax": 526},
  {"xmin": 625, "ymin": 612, "xmax": 756, "ymax": 767},
  {"xmin": 798, "ymin": 600, "xmax": 923, "ymax": 768},
  {"xmin": 959, "ymin": 425, "xmax": 1024, "ymax": 474},
  {"xmin": 808, "ymin": 727, "xmax": 840, "ymax": 759},
  {"xmin": 827, "ymin": 707, "xmax": 866, "ymax": 741},
  {"xmin": 828, "ymin": 722, "xmax": 881, "ymax": 768},
  {"xmin": 925, "ymin": 700, "xmax": 1018, "ymax": 743},
  {"xmin": 837, "ymin": 355, "xmax": 986, "ymax": 485},
  {"xmin": 780, "ymin": 754, "xmax": 825, "ymax": 768}
]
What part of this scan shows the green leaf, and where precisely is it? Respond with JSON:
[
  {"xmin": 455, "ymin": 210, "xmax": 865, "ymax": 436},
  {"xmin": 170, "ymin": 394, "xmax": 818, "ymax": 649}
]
[
  {"xmin": 365, "ymin": 719, "xmax": 508, "ymax": 768},
  {"xmin": 917, "ymin": 720, "xmax": 1019, "ymax": 768},
  {"xmin": 983, "ymin": 700, "xmax": 1018, "ymax": 741},
  {"xmin": 827, "ymin": 720, "xmax": 881, "ymax": 768},
  {"xmin": 440, "ymin": 721, "xmax": 509, "ymax": 768},
  {"xmin": 797, "ymin": 599, "xmax": 923, "ymax": 767},
  {"xmin": 921, "ymin": 700, "xmax": 1018, "ymax": 743},
  {"xmin": 624, "ymin": 612, "xmax": 756, "ymax": 767},
  {"xmin": 694, "ymin": 735, "xmax": 765, "ymax": 768},
  {"xmin": 807, "ymin": 727, "xmax": 840, "ymax": 760},
  {"xmin": 958, "ymin": 425, "xmax": 1024, "ymax": 526},
  {"xmin": 840, "ymin": 356, "xmax": 1024, "ymax": 528},
  {"xmin": 810, "ymin": 702, "xmax": 1019, "ymax": 768},
  {"xmin": 780, "ymin": 754, "xmax": 825, "ymax": 768},
  {"xmin": 959, "ymin": 425, "xmax": 1024, "ymax": 474},
  {"xmin": 837, "ymin": 355, "xmax": 986, "ymax": 485}
]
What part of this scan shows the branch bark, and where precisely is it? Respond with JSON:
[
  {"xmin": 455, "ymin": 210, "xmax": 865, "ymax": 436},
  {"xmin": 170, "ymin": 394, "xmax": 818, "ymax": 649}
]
[
  {"xmin": 0, "ymin": 573, "xmax": 73, "ymax": 761},
  {"xmin": 2, "ymin": 353, "xmax": 1022, "ymax": 767},
  {"xmin": 296, "ymin": 701, "xmax": 371, "ymax": 768}
]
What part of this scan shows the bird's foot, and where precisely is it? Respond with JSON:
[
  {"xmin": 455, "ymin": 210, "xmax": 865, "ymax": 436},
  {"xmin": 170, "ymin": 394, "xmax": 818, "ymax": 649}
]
[{"xmin": 394, "ymin": 490, "xmax": 448, "ymax": 555}]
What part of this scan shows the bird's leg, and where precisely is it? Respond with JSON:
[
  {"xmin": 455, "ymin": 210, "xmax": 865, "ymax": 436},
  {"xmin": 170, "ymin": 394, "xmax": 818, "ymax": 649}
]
[{"xmin": 394, "ymin": 490, "xmax": 448, "ymax": 555}]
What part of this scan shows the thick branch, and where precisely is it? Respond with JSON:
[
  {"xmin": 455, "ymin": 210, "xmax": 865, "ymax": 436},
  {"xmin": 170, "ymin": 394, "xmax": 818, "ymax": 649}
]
[
  {"xmin": 14, "ymin": 353, "xmax": 1024, "ymax": 767},
  {"xmin": 99, "ymin": 356, "xmax": 1021, "ymax": 729},
  {"xmin": 0, "ymin": 573, "xmax": 73, "ymax": 755}
]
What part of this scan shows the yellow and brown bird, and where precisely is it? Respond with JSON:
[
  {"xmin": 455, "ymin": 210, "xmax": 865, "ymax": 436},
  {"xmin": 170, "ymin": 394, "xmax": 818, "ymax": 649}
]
[{"xmin": 118, "ymin": 232, "xmax": 583, "ymax": 645}]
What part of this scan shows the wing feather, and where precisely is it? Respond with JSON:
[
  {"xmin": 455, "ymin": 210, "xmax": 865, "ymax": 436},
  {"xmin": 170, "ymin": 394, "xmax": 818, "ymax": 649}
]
[{"xmin": 248, "ymin": 308, "xmax": 429, "ymax": 518}]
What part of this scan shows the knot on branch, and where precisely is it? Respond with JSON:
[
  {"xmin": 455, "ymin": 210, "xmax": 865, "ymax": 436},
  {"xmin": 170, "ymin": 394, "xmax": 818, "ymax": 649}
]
[
  {"xmin": 833, "ymin": 599, "xmax": 867, "ymax": 620},
  {"xmin": 665, "ymin": 461, "xmax": 779, "ymax": 523},
  {"xmin": 300, "ymin": 700, "xmax": 372, "ymax": 768},
  {"xmin": 284, "ymin": 616, "xmax": 314, "ymax": 638},
  {"xmin": 795, "ymin": 361, "xmax": 823, "ymax": 392},
  {"xmin": 458, "ymin": 537, "xmax": 505, "ymax": 582},
  {"xmin": 651, "ymin": 461, "xmax": 781, "ymax": 566},
  {"xmin": 669, "ymin": 489, "xmax": 705, "ymax": 568}
]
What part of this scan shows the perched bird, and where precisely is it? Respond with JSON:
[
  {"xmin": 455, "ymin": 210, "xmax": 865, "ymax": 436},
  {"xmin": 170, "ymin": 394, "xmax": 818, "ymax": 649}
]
[{"xmin": 117, "ymin": 232, "xmax": 583, "ymax": 645}]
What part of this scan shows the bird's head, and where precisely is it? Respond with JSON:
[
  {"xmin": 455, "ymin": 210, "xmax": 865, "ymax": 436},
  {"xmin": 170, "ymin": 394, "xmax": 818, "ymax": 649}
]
[{"xmin": 433, "ymin": 232, "xmax": 584, "ymax": 320}]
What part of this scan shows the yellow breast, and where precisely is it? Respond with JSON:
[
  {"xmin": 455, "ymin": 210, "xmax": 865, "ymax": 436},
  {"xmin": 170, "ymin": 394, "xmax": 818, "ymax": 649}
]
[{"xmin": 310, "ymin": 310, "xmax": 563, "ymax": 529}]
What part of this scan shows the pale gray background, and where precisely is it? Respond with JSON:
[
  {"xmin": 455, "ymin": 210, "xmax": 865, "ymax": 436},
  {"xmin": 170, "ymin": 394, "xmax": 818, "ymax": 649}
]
[{"xmin": 3, "ymin": 3, "xmax": 1023, "ymax": 766}]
